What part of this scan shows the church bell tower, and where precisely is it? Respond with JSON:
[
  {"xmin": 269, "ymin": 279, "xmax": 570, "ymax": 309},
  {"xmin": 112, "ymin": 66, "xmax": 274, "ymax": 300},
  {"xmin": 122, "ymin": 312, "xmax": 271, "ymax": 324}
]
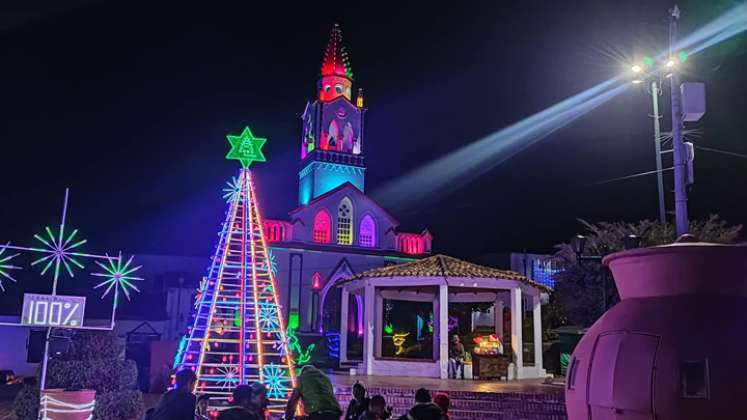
[{"xmin": 298, "ymin": 24, "xmax": 366, "ymax": 205}]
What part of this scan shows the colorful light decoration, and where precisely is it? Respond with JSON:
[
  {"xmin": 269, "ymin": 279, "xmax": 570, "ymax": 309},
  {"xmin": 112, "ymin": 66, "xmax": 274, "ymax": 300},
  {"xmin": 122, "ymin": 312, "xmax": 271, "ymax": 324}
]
[
  {"xmin": 392, "ymin": 332, "xmax": 410, "ymax": 356},
  {"xmin": 0, "ymin": 244, "xmax": 21, "ymax": 291},
  {"xmin": 472, "ymin": 334, "xmax": 504, "ymax": 356},
  {"xmin": 174, "ymin": 126, "xmax": 296, "ymax": 412},
  {"xmin": 287, "ymin": 326, "xmax": 316, "ymax": 364},
  {"xmin": 91, "ymin": 252, "xmax": 143, "ymax": 304},
  {"xmin": 263, "ymin": 363, "xmax": 291, "ymax": 400},
  {"xmin": 324, "ymin": 331, "xmax": 340, "ymax": 360},
  {"xmin": 0, "ymin": 188, "xmax": 142, "ymax": 411},
  {"xmin": 225, "ymin": 126, "xmax": 267, "ymax": 169},
  {"xmin": 448, "ymin": 315, "xmax": 458, "ymax": 332},
  {"xmin": 40, "ymin": 393, "xmax": 95, "ymax": 420}
]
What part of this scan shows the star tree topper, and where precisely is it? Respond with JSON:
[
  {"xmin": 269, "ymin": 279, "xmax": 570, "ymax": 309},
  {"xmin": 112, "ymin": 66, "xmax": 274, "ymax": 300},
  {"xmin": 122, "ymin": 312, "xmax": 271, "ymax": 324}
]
[{"xmin": 226, "ymin": 126, "xmax": 267, "ymax": 168}]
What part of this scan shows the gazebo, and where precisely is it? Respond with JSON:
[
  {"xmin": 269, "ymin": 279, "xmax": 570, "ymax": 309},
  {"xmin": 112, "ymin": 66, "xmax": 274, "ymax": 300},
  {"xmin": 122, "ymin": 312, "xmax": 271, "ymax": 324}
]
[{"xmin": 335, "ymin": 254, "xmax": 550, "ymax": 379}]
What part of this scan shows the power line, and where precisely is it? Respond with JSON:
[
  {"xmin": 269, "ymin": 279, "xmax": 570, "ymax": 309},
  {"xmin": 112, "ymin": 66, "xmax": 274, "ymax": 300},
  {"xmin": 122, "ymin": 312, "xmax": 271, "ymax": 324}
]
[
  {"xmin": 695, "ymin": 145, "xmax": 747, "ymax": 160},
  {"xmin": 593, "ymin": 167, "xmax": 674, "ymax": 186}
]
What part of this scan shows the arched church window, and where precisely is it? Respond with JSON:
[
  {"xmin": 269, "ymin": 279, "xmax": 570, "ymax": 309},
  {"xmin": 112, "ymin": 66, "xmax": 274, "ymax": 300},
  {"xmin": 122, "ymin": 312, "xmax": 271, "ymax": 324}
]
[
  {"xmin": 343, "ymin": 122, "xmax": 354, "ymax": 153},
  {"xmin": 328, "ymin": 120, "xmax": 339, "ymax": 150},
  {"xmin": 359, "ymin": 215, "xmax": 376, "ymax": 247},
  {"xmin": 337, "ymin": 198, "xmax": 353, "ymax": 245},
  {"xmin": 313, "ymin": 209, "xmax": 331, "ymax": 244}
]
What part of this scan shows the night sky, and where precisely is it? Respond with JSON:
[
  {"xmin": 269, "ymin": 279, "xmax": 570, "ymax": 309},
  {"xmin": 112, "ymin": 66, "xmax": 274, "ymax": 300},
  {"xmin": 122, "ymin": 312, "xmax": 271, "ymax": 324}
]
[{"xmin": 2, "ymin": 0, "xmax": 746, "ymax": 262}]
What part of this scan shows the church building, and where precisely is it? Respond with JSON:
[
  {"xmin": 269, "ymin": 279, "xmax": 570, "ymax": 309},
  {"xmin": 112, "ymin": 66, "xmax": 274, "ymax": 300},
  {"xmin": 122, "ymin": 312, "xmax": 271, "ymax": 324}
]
[{"xmin": 262, "ymin": 24, "xmax": 432, "ymax": 342}]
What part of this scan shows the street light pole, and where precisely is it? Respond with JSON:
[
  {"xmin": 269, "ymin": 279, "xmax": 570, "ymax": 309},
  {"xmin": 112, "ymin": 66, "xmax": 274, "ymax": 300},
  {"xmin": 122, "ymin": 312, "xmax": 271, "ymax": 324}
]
[
  {"xmin": 669, "ymin": 5, "xmax": 690, "ymax": 235},
  {"xmin": 650, "ymin": 80, "xmax": 666, "ymax": 224}
]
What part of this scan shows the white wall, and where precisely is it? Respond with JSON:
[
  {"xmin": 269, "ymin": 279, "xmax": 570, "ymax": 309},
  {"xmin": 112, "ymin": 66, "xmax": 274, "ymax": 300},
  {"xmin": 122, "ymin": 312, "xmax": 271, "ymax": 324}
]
[{"xmin": 0, "ymin": 316, "xmax": 38, "ymax": 377}]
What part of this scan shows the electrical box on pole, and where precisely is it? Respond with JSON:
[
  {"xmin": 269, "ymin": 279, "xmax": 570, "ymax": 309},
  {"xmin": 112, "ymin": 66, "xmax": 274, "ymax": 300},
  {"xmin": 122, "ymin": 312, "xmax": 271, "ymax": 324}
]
[
  {"xmin": 681, "ymin": 82, "xmax": 706, "ymax": 122},
  {"xmin": 685, "ymin": 141, "xmax": 695, "ymax": 185}
]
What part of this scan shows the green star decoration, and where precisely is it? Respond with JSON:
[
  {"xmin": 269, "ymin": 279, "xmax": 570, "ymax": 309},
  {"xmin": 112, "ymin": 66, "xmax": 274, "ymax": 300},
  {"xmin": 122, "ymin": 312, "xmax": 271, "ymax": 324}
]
[{"xmin": 226, "ymin": 126, "xmax": 267, "ymax": 168}]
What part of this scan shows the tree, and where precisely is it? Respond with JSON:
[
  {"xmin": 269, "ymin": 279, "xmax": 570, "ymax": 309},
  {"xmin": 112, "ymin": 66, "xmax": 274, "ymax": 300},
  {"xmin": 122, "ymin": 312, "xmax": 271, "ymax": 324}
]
[{"xmin": 552, "ymin": 215, "xmax": 742, "ymax": 327}]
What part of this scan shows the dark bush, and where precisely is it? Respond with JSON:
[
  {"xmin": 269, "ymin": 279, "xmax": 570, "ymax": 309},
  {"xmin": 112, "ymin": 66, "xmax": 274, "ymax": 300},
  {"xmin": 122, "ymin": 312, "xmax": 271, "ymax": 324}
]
[
  {"xmin": 93, "ymin": 390, "xmax": 144, "ymax": 420},
  {"xmin": 12, "ymin": 384, "xmax": 39, "ymax": 420},
  {"xmin": 12, "ymin": 330, "xmax": 144, "ymax": 420}
]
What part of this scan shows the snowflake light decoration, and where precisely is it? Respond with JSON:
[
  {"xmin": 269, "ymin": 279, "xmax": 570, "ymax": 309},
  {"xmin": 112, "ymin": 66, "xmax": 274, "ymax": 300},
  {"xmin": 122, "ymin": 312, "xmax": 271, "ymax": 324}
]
[
  {"xmin": 262, "ymin": 363, "xmax": 291, "ymax": 399},
  {"xmin": 258, "ymin": 302, "xmax": 280, "ymax": 332},
  {"xmin": 30, "ymin": 226, "xmax": 87, "ymax": 278},
  {"xmin": 222, "ymin": 176, "xmax": 241, "ymax": 202},
  {"xmin": 92, "ymin": 252, "xmax": 143, "ymax": 303},
  {"xmin": 195, "ymin": 277, "xmax": 208, "ymax": 309},
  {"xmin": 0, "ymin": 244, "xmax": 21, "ymax": 291},
  {"xmin": 216, "ymin": 366, "xmax": 239, "ymax": 390},
  {"xmin": 269, "ymin": 250, "xmax": 277, "ymax": 276}
]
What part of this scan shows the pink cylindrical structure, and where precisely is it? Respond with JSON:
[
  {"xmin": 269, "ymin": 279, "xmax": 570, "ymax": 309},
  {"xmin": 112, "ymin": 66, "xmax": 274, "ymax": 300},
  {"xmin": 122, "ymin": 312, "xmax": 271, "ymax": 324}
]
[
  {"xmin": 40, "ymin": 389, "xmax": 96, "ymax": 420},
  {"xmin": 565, "ymin": 243, "xmax": 747, "ymax": 420}
]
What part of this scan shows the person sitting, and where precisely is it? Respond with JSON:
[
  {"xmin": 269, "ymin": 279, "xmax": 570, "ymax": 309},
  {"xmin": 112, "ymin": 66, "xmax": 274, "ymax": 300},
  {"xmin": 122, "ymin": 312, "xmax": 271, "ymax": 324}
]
[
  {"xmin": 149, "ymin": 368, "xmax": 197, "ymax": 420},
  {"xmin": 345, "ymin": 382, "xmax": 369, "ymax": 420},
  {"xmin": 396, "ymin": 388, "xmax": 442, "ymax": 420},
  {"xmin": 218, "ymin": 384, "xmax": 261, "ymax": 420},
  {"xmin": 448, "ymin": 335, "xmax": 465, "ymax": 380},
  {"xmin": 284, "ymin": 365, "xmax": 342, "ymax": 420},
  {"xmin": 432, "ymin": 394, "xmax": 450, "ymax": 420},
  {"xmin": 359, "ymin": 395, "xmax": 392, "ymax": 420},
  {"xmin": 195, "ymin": 394, "xmax": 210, "ymax": 420}
]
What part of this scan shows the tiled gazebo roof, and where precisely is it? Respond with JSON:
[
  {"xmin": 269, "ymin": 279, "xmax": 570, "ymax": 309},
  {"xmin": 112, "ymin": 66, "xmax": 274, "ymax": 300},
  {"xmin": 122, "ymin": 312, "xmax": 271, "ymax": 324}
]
[{"xmin": 338, "ymin": 254, "xmax": 549, "ymax": 291}]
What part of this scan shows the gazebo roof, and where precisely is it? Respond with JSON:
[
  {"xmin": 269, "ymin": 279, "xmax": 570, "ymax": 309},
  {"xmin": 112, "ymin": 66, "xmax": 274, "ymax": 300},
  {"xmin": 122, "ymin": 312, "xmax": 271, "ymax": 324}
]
[{"xmin": 339, "ymin": 254, "xmax": 549, "ymax": 291}]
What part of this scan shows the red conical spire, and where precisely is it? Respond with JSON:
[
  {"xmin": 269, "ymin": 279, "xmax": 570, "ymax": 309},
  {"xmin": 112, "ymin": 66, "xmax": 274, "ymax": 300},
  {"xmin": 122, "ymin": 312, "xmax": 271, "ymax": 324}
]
[{"xmin": 321, "ymin": 23, "xmax": 353, "ymax": 80}]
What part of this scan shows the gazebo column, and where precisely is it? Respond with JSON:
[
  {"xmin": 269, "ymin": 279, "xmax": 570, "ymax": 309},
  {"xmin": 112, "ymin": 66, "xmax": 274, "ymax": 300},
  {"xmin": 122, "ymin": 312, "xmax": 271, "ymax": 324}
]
[
  {"xmin": 340, "ymin": 288, "xmax": 349, "ymax": 364},
  {"xmin": 364, "ymin": 283, "xmax": 375, "ymax": 375},
  {"xmin": 438, "ymin": 283, "xmax": 449, "ymax": 379},
  {"xmin": 532, "ymin": 292, "xmax": 544, "ymax": 376},
  {"xmin": 510, "ymin": 287, "xmax": 523, "ymax": 379}
]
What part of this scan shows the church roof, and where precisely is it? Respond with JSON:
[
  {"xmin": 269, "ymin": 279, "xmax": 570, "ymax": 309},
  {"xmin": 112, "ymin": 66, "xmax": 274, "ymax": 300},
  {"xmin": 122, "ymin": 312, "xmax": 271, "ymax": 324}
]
[
  {"xmin": 321, "ymin": 23, "xmax": 353, "ymax": 79},
  {"xmin": 340, "ymin": 254, "xmax": 549, "ymax": 290}
]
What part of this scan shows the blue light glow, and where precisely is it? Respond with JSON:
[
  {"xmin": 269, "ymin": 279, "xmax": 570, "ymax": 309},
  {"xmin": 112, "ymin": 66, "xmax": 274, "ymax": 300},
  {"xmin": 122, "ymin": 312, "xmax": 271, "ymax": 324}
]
[{"xmin": 374, "ymin": 5, "xmax": 747, "ymax": 211}]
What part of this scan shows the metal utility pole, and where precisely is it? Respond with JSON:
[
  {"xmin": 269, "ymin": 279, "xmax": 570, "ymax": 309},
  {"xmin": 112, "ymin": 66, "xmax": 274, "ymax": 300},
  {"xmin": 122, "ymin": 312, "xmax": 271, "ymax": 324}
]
[
  {"xmin": 650, "ymin": 80, "xmax": 666, "ymax": 224},
  {"xmin": 669, "ymin": 5, "xmax": 690, "ymax": 236}
]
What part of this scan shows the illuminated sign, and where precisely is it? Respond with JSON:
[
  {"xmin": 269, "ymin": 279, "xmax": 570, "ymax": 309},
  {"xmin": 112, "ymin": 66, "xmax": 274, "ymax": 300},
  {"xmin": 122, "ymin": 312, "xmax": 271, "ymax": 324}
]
[{"xmin": 21, "ymin": 294, "xmax": 86, "ymax": 328}]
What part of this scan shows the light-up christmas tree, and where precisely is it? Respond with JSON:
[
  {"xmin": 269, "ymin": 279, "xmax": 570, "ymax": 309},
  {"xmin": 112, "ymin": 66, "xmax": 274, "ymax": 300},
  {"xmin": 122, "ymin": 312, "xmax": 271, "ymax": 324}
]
[{"xmin": 174, "ymin": 126, "xmax": 296, "ymax": 413}]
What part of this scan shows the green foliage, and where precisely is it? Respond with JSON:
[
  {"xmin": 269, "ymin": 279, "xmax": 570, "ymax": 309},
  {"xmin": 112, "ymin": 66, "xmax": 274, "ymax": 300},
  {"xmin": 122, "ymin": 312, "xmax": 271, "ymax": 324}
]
[
  {"xmin": 12, "ymin": 384, "xmax": 39, "ymax": 420},
  {"xmin": 13, "ymin": 330, "xmax": 144, "ymax": 420},
  {"xmin": 66, "ymin": 330, "xmax": 125, "ymax": 361},
  {"xmin": 553, "ymin": 216, "xmax": 742, "ymax": 327},
  {"xmin": 92, "ymin": 390, "xmax": 144, "ymax": 420},
  {"xmin": 46, "ymin": 359, "xmax": 138, "ymax": 393}
]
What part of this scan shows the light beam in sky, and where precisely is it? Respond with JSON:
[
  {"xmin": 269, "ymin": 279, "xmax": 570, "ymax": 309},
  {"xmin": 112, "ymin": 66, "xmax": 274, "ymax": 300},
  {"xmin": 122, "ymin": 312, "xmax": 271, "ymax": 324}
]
[{"xmin": 374, "ymin": 3, "xmax": 747, "ymax": 212}]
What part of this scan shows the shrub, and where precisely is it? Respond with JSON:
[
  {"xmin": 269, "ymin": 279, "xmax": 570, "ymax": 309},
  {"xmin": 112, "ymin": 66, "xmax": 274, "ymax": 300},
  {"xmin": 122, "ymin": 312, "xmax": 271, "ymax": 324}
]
[
  {"xmin": 13, "ymin": 330, "xmax": 144, "ymax": 420},
  {"xmin": 93, "ymin": 390, "xmax": 144, "ymax": 420},
  {"xmin": 12, "ymin": 384, "xmax": 39, "ymax": 420},
  {"xmin": 46, "ymin": 359, "xmax": 138, "ymax": 393}
]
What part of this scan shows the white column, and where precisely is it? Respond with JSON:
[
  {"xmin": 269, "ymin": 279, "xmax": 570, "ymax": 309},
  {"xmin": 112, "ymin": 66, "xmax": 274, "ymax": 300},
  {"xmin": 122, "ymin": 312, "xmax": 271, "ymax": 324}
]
[
  {"xmin": 510, "ymin": 287, "xmax": 523, "ymax": 378},
  {"xmin": 494, "ymin": 299, "xmax": 504, "ymax": 341},
  {"xmin": 438, "ymin": 283, "xmax": 449, "ymax": 379},
  {"xmin": 364, "ymin": 283, "xmax": 375, "ymax": 375},
  {"xmin": 340, "ymin": 288, "xmax": 350, "ymax": 364},
  {"xmin": 533, "ymin": 293, "xmax": 545, "ymax": 376}
]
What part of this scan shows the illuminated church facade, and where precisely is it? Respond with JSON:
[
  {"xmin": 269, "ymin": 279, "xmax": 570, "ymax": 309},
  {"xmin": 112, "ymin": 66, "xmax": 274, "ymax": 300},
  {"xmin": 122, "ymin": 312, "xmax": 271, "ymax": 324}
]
[{"xmin": 262, "ymin": 25, "xmax": 432, "ymax": 340}]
